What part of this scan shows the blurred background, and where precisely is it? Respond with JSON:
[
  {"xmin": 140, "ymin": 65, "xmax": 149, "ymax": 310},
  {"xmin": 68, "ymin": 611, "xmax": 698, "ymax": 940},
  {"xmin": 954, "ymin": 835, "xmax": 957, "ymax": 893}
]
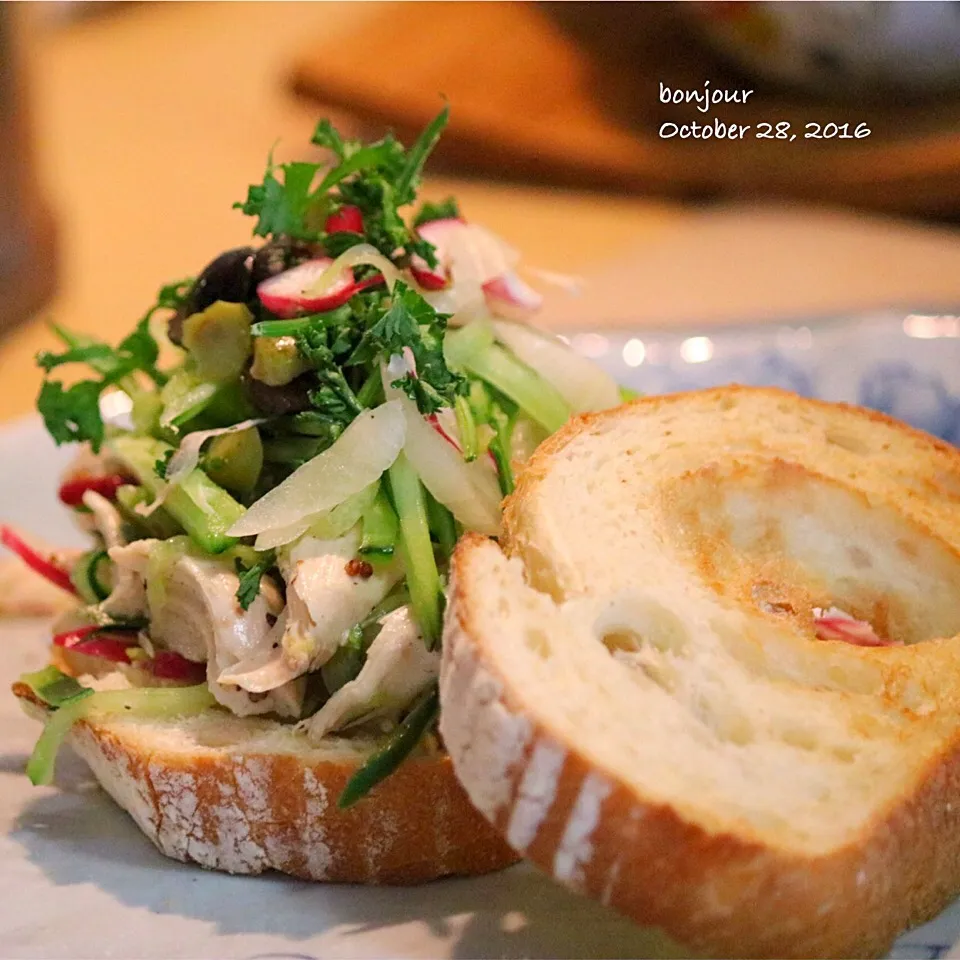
[{"xmin": 3, "ymin": 0, "xmax": 960, "ymax": 436}]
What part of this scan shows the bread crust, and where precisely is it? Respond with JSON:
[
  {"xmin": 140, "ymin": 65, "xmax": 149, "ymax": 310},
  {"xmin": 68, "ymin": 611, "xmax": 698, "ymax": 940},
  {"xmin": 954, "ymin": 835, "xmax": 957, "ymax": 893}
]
[
  {"xmin": 15, "ymin": 690, "xmax": 518, "ymax": 884},
  {"xmin": 443, "ymin": 534, "xmax": 960, "ymax": 957},
  {"xmin": 441, "ymin": 387, "xmax": 960, "ymax": 958}
]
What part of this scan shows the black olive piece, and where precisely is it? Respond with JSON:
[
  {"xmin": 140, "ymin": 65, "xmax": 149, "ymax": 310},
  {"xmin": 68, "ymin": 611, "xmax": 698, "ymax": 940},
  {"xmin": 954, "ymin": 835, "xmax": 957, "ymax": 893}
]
[
  {"xmin": 242, "ymin": 371, "xmax": 314, "ymax": 416},
  {"xmin": 188, "ymin": 246, "xmax": 256, "ymax": 314}
]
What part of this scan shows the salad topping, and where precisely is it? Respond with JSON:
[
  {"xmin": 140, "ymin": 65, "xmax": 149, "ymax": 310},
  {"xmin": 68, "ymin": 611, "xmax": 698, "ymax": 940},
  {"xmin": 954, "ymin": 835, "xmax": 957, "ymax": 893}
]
[{"xmin": 9, "ymin": 110, "xmax": 622, "ymax": 802}]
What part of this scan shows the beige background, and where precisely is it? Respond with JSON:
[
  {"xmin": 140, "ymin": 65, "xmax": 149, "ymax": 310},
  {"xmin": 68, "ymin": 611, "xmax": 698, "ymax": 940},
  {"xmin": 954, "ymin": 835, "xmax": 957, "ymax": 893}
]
[{"xmin": 3, "ymin": 1, "xmax": 960, "ymax": 422}]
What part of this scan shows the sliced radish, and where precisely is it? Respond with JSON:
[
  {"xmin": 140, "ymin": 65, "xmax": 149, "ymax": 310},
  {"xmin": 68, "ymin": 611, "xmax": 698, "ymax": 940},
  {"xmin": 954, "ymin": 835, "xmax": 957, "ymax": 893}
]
[
  {"xmin": 410, "ymin": 262, "xmax": 449, "ymax": 290},
  {"xmin": 53, "ymin": 626, "xmax": 135, "ymax": 663},
  {"xmin": 426, "ymin": 413, "xmax": 462, "ymax": 452},
  {"xmin": 483, "ymin": 272, "xmax": 543, "ymax": 320},
  {"xmin": 148, "ymin": 650, "xmax": 207, "ymax": 683},
  {"xmin": 324, "ymin": 205, "xmax": 364, "ymax": 235},
  {"xmin": 0, "ymin": 526, "xmax": 77, "ymax": 596},
  {"xmin": 417, "ymin": 218, "xmax": 517, "ymax": 287},
  {"xmin": 258, "ymin": 258, "xmax": 374, "ymax": 318},
  {"xmin": 813, "ymin": 608, "xmax": 900, "ymax": 647},
  {"xmin": 58, "ymin": 474, "xmax": 132, "ymax": 508}
]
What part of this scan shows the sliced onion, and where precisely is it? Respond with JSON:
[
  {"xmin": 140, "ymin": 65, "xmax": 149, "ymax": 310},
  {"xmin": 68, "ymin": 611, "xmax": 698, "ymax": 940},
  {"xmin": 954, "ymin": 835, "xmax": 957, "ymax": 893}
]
[
  {"xmin": 304, "ymin": 243, "xmax": 402, "ymax": 297},
  {"xmin": 253, "ymin": 518, "xmax": 312, "ymax": 552},
  {"xmin": 379, "ymin": 369, "xmax": 500, "ymax": 535},
  {"xmin": 491, "ymin": 319, "xmax": 620, "ymax": 413},
  {"xmin": 252, "ymin": 483, "xmax": 379, "ymax": 551},
  {"xmin": 228, "ymin": 401, "xmax": 406, "ymax": 538}
]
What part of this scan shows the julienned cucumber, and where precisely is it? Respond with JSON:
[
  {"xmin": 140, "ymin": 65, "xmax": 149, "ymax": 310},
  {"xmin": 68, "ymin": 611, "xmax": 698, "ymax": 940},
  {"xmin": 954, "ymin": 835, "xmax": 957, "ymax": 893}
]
[
  {"xmin": 108, "ymin": 435, "xmax": 245, "ymax": 554},
  {"xmin": 386, "ymin": 453, "xmax": 441, "ymax": 647}
]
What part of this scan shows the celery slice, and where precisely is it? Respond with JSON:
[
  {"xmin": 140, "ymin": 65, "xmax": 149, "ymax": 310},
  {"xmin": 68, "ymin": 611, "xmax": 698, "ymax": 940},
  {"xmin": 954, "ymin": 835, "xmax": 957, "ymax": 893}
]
[
  {"xmin": 463, "ymin": 344, "xmax": 571, "ymax": 434},
  {"xmin": 109, "ymin": 435, "xmax": 246, "ymax": 554},
  {"xmin": 387, "ymin": 453, "xmax": 441, "ymax": 646}
]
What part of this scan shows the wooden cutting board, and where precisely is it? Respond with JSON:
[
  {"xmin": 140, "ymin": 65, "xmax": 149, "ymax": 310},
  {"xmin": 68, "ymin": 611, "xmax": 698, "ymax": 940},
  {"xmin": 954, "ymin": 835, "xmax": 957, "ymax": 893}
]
[{"xmin": 290, "ymin": 1, "xmax": 960, "ymax": 218}]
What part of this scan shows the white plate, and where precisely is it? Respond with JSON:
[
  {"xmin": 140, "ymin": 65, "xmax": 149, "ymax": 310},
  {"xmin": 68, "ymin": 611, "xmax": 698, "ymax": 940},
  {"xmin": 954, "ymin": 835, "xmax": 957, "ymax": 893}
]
[{"xmin": 4, "ymin": 307, "xmax": 960, "ymax": 958}]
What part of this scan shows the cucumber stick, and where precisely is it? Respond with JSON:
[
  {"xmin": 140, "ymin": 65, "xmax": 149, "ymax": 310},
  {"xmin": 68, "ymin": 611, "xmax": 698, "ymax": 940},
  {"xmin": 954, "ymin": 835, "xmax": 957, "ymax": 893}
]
[{"xmin": 387, "ymin": 453, "xmax": 441, "ymax": 646}]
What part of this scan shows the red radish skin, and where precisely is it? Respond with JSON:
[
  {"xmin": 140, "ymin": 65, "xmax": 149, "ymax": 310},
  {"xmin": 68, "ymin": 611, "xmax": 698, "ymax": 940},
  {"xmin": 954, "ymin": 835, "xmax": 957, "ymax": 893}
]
[
  {"xmin": 58, "ymin": 474, "xmax": 132, "ymax": 508},
  {"xmin": 148, "ymin": 650, "xmax": 207, "ymax": 683},
  {"xmin": 324, "ymin": 205, "xmax": 364, "ymax": 235},
  {"xmin": 483, "ymin": 272, "xmax": 543, "ymax": 319},
  {"xmin": 53, "ymin": 625, "xmax": 206, "ymax": 681},
  {"xmin": 814, "ymin": 614, "xmax": 899, "ymax": 647},
  {"xmin": 410, "ymin": 261, "xmax": 448, "ymax": 290},
  {"xmin": 0, "ymin": 526, "xmax": 77, "ymax": 596},
  {"xmin": 258, "ymin": 259, "xmax": 364, "ymax": 318}
]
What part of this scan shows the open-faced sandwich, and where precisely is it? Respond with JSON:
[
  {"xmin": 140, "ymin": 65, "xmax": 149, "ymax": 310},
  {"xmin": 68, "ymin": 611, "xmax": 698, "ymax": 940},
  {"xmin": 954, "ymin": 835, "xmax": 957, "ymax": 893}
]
[{"xmin": 6, "ymin": 110, "xmax": 624, "ymax": 883}]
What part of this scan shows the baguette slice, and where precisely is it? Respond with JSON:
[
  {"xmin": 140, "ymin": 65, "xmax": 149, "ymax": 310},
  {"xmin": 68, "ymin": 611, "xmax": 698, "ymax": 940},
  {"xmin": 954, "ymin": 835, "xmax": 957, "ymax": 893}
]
[
  {"xmin": 14, "ymin": 681, "xmax": 517, "ymax": 884},
  {"xmin": 440, "ymin": 386, "xmax": 960, "ymax": 958}
]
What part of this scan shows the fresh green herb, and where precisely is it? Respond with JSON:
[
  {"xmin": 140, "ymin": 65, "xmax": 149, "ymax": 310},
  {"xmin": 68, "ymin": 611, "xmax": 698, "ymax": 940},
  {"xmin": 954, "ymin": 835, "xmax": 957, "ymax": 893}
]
[
  {"xmin": 236, "ymin": 108, "xmax": 449, "ymax": 266},
  {"xmin": 154, "ymin": 448, "xmax": 173, "ymax": 480},
  {"xmin": 413, "ymin": 197, "xmax": 460, "ymax": 227},
  {"xmin": 37, "ymin": 380, "xmax": 107, "ymax": 451},
  {"xmin": 35, "ymin": 280, "xmax": 189, "ymax": 451},
  {"xmin": 357, "ymin": 282, "xmax": 466, "ymax": 414},
  {"xmin": 337, "ymin": 685, "xmax": 439, "ymax": 808},
  {"xmin": 234, "ymin": 552, "xmax": 275, "ymax": 611}
]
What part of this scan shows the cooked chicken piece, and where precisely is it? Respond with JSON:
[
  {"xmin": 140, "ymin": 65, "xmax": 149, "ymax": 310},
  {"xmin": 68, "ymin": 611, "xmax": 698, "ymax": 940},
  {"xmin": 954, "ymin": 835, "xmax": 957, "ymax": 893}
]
[
  {"xmin": 82, "ymin": 490, "xmax": 126, "ymax": 550},
  {"xmin": 301, "ymin": 605, "xmax": 438, "ymax": 743},
  {"xmin": 101, "ymin": 539, "xmax": 153, "ymax": 620},
  {"xmin": 147, "ymin": 554, "xmax": 301, "ymax": 718},
  {"xmin": 278, "ymin": 531, "xmax": 403, "ymax": 675}
]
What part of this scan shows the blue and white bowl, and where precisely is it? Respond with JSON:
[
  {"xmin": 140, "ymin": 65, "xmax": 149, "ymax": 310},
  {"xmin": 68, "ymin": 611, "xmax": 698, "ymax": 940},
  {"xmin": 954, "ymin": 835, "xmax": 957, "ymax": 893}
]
[{"xmin": 568, "ymin": 309, "xmax": 960, "ymax": 443}]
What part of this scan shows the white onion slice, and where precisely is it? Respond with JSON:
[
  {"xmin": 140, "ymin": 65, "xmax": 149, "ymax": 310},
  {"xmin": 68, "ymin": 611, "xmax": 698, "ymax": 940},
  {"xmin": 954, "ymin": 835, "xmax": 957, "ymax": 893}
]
[
  {"xmin": 380, "ymin": 366, "xmax": 500, "ymax": 535},
  {"xmin": 492, "ymin": 319, "xmax": 620, "ymax": 413},
  {"xmin": 253, "ymin": 519, "xmax": 312, "ymax": 552},
  {"xmin": 228, "ymin": 401, "xmax": 406, "ymax": 538},
  {"xmin": 304, "ymin": 243, "xmax": 401, "ymax": 297}
]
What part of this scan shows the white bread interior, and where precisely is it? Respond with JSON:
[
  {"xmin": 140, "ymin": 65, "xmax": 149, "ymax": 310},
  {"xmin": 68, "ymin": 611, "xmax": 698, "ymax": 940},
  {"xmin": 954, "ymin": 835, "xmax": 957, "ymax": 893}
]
[{"xmin": 440, "ymin": 386, "xmax": 960, "ymax": 958}]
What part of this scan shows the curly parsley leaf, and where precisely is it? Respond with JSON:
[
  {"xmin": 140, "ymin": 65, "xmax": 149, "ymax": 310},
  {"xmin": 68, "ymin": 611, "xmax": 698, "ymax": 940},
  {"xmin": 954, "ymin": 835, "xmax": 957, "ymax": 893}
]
[
  {"xmin": 234, "ymin": 160, "xmax": 326, "ymax": 240},
  {"xmin": 414, "ymin": 197, "xmax": 460, "ymax": 228},
  {"xmin": 295, "ymin": 325, "xmax": 364, "ymax": 434},
  {"xmin": 234, "ymin": 553, "xmax": 275, "ymax": 611},
  {"xmin": 35, "ymin": 280, "xmax": 183, "ymax": 451},
  {"xmin": 365, "ymin": 281, "xmax": 466, "ymax": 414},
  {"xmin": 237, "ymin": 108, "xmax": 449, "ymax": 266},
  {"xmin": 37, "ymin": 380, "xmax": 106, "ymax": 451}
]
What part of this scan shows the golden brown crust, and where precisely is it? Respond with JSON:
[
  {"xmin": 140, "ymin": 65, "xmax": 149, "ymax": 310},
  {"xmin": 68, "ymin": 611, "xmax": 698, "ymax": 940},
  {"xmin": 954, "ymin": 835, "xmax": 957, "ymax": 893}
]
[
  {"xmin": 442, "ymin": 387, "xmax": 960, "ymax": 957},
  {"xmin": 443, "ymin": 533, "xmax": 960, "ymax": 957},
  {"xmin": 13, "ymin": 686, "xmax": 518, "ymax": 884}
]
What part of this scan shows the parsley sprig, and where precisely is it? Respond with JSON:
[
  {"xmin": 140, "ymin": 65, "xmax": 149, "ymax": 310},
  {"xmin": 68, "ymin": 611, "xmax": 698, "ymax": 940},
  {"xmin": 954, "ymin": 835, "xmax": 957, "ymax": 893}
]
[
  {"xmin": 234, "ymin": 107, "xmax": 450, "ymax": 265},
  {"xmin": 36, "ymin": 280, "xmax": 191, "ymax": 451}
]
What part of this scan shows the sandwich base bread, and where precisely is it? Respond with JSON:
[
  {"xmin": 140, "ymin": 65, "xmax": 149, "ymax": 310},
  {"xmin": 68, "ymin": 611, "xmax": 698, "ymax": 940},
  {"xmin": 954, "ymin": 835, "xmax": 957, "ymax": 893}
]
[
  {"xmin": 14, "ymin": 680, "xmax": 517, "ymax": 884},
  {"xmin": 440, "ymin": 386, "xmax": 960, "ymax": 957}
]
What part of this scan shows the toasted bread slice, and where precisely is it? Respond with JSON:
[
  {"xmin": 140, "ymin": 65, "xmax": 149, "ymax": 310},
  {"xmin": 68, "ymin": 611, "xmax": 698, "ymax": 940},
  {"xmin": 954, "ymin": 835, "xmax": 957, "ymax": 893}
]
[
  {"xmin": 440, "ymin": 386, "xmax": 960, "ymax": 957},
  {"xmin": 14, "ymin": 682, "xmax": 517, "ymax": 884}
]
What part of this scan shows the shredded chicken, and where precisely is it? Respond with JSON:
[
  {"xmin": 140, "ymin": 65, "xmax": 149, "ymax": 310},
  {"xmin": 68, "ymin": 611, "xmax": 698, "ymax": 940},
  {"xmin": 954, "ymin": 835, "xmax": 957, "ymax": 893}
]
[
  {"xmin": 101, "ymin": 540, "xmax": 152, "ymax": 620},
  {"xmin": 301, "ymin": 604, "xmax": 439, "ymax": 743},
  {"xmin": 278, "ymin": 531, "xmax": 403, "ymax": 674},
  {"xmin": 148, "ymin": 555, "xmax": 302, "ymax": 717},
  {"xmin": 82, "ymin": 490, "xmax": 126, "ymax": 550}
]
